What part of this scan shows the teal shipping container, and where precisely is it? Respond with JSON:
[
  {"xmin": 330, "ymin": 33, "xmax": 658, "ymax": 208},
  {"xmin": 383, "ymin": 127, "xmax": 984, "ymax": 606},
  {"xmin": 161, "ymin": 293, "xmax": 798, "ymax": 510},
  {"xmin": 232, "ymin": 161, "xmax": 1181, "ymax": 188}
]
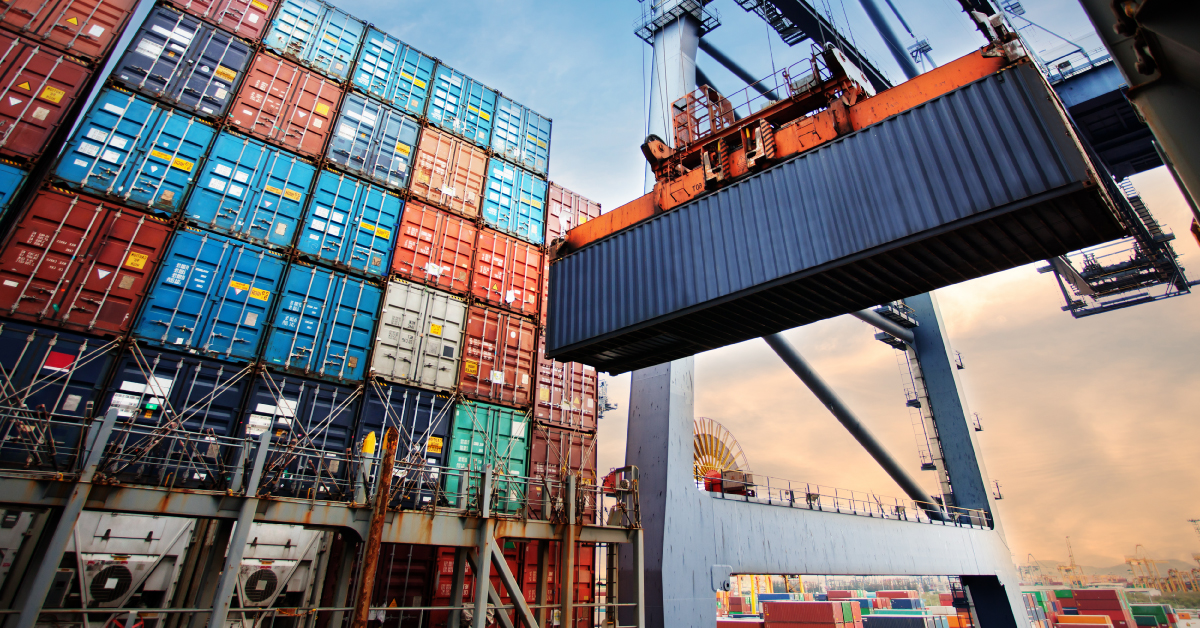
[
  {"xmin": 481, "ymin": 158, "xmax": 547, "ymax": 245},
  {"xmin": 427, "ymin": 64, "xmax": 496, "ymax": 149},
  {"xmin": 263, "ymin": 0, "xmax": 364, "ymax": 82},
  {"xmin": 444, "ymin": 401, "xmax": 530, "ymax": 514}
]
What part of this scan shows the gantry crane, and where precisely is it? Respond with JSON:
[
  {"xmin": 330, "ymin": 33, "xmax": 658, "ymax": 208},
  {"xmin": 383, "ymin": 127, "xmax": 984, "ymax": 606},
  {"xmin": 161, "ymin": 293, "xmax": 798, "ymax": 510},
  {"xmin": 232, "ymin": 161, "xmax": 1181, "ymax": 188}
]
[{"xmin": 1058, "ymin": 537, "xmax": 1089, "ymax": 587}]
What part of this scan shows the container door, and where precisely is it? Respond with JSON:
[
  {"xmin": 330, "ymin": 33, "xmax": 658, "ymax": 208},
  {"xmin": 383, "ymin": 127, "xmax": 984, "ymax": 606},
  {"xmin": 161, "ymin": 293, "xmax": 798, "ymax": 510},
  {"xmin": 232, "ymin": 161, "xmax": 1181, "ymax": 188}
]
[
  {"xmin": 113, "ymin": 7, "xmax": 201, "ymax": 100},
  {"xmin": 201, "ymin": 237, "xmax": 282, "ymax": 361},
  {"xmin": 367, "ymin": 108, "xmax": 416, "ymax": 189},
  {"xmin": 117, "ymin": 106, "xmax": 213, "ymax": 213},
  {"xmin": 316, "ymin": 273, "xmax": 379, "ymax": 382},
  {"xmin": 296, "ymin": 169, "xmax": 360, "ymax": 268},
  {"xmin": 347, "ymin": 184, "xmax": 400, "ymax": 277},
  {"xmin": 293, "ymin": 379, "xmax": 359, "ymax": 454},
  {"xmin": 410, "ymin": 127, "xmax": 485, "ymax": 218},
  {"xmin": 391, "ymin": 201, "xmax": 475, "ymax": 295},
  {"xmin": 104, "ymin": 349, "xmax": 251, "ymax": 437},
  {"xmin": 391, "ymin": 44, "xmax": 434, "ymax": 116},
  {"xmin": 263, "ymin": 264, "xmax": 333, "ymax": 373},
  {"xmin": 492, "ymin": 405, "xmax": 528, "ymax": 513},
  {"xmin": 56, "ymin": 90, "xmax": 161, "ymax": 200},
  {"xmin": 308, "ymin": 7, "xmax": 361, "ymax": 81},
  {"xmin": 169, "ymin": 23, "xmax": 253, "ymax": 118},
  {"xmin": 428, "ymin": 66, "xmax": 496, "ymax": 148},
  {"xmin": 326, "ymin": 93, "xmax": 376, "ymax": 176},
  {"xmin": 352, "ymin": 28, "xmax": 394, "ymax": 102},
  {"xmin": 520, "ymin": 107, "xmax": 551, "ymax": 176},
  {"xmin": 134, "ymin": 230, "xmax": 225, "ymax": 350},
  {"xmin": 164, "ymin": 0, "xmax": 217, "ymax": 22},
  {"xmin": 371, "ymin": 279, "xmax": 425, "ymax": 386},
  {"xmin": 25, "ymin": 0, "xmax": 138, "ymax": 62},
  {"xmin": 490, "ymin": 98, "xmax": 522, "ymax": 168},
  {"xmin": 280, "ymin": 66, "xmax": 338, "ymax": 157},
  {"xmin": 445, "ymin": 401, "xmax": 490, "ymax": 498},
  {"xmin": 0, "ymin": 33, "xmax": 91, "ymax": 163},
  {"xmin": 212, "ymin": 0, "xmax": 274, "ymax": 41},
  {"xmin": 0, "ymin": 322, "xmax": 117, "ymax": 421},
  {"xmin": 247, "ymin": 144, "xmax": 314, "ymax": 246},
  {"xmin": 511, "ymin": 168, "xmax": 547, "ymax": 245},
  {"xmin": 229, "ymin": 54, "xmax": 296, "ymax": 143},
  {"xmin": 417, "ymin": 288, "xmax": 464, "ymax": 393},
  {"xmin": 0, "ymin": 162, "xmax": 26, "ymax": 219},
  {"xmin": 263, "ymin": 0, "xmax": 321, "ymax": 61}
]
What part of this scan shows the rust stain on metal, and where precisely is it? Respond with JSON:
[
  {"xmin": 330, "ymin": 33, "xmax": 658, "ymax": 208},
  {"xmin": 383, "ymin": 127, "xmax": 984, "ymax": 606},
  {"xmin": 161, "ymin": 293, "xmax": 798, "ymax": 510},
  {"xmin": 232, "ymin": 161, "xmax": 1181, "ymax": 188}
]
[{"xmin": 351, "ymin": 427, "xmax": 398, "ymax": 628}]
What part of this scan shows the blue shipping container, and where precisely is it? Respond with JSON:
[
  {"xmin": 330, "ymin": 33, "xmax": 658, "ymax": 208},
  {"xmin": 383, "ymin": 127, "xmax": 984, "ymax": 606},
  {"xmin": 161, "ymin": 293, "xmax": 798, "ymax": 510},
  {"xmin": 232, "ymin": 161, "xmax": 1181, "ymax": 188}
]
[
  {"xmin": 263, "ymin": 0, "xmax": 364, "ymax": 82},
  {"xmin": 326, "ymin": 93, "xmax": 418, "ymax": 189},
  {"xmin": 262, "ymin": 264, "xmax": 381, "ymax": 382},
  {"xmin": 242, "ymin": 372, "xmax": 360, "ymax": 453},
  {"xmin": 296, "ymin": 169, "xmax": 402, "ymax": 277},
  {"xmin": 352, "ymin": 28, "xmax": 435, "ymax": 116},
  {"xmin": 0, "ymin": 161, "xmax": 27, "ymax": 221},
  {"xmin": 112, "ymin": 6, "xmax": 254, "ymax": 119},
  {"xmin": 427, "ymin": 64, "xmax": 496, "ymax": 148},
  {"xmin": 0, "ymin": 321, "xmax": 117, "ymax": 419},
  {"xmin": 134, "ymin": 229, "xmax": 286, "ymax": 362},
  {"xmin": 54, "ymin": 88, "xmax": 216, "ymax": 216},
  {"xmin": 360, "ymin": 381, "xmax": 451, "ymax": 508},
  {"xmin": 481, "ymin": 158, "xmax": 547, "ymax": 245},
  {"xmin": 491, "ymin": 96, "xmax": 551, "ymax": 176},
  {"xmin": 183, "ymin": 130, "xmax": 317, "ymax": 249}
]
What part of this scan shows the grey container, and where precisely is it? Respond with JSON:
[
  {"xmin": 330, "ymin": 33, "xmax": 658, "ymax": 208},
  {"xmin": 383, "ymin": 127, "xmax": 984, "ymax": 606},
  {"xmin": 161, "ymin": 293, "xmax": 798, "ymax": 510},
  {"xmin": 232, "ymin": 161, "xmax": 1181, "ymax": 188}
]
[{"xmin": 546, "ymin": 61, "xmax": 1128, "ymax": 373}]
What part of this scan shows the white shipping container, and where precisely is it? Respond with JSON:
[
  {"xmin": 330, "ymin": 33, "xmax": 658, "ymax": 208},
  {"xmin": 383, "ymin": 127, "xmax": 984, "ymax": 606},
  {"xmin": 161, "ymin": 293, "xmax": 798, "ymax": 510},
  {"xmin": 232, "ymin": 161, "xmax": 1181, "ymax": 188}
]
[{"xmin": 371, "ymin": 279, "xmax": 467, "ymax": 392}]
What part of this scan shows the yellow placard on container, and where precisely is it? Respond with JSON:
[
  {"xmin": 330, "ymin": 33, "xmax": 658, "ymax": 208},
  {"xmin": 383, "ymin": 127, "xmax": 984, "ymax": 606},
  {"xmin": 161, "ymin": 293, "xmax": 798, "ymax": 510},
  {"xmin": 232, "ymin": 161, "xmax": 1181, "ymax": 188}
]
[
  {"xmin": 263, "ymin": 185, "xmax": 283, "ymax": 196},
  {"xmin": 413, "ymin": 79, "xmax": 426, "ymax": 89},
  {"xmin": 39, "ymin": 86, "xmax": 65, "ymax": 104},
  {"xmin": 250, "ymin": 0, "xmax": 269, "ymax": 10},
  {"xmin": 362, "ymin": 431, "xmax": 377, "ymax": 455},
  {"xmin": 396, "ymin": 144, "xmax": 411, "ymax": 156},
  {"xmin": 214, "ymin": 65, "xmax": 237, "ymax": 82},
  {"xmin": 429, "ymin": 323, "xmax": 442, "ymax": 336},
  {"xmin": 249, "ymin": 287, "xmax": 270, "ymax": 301},
  {"xmin": 124, "ymin": 252, "xmax": 148, "ymax": 269},
  {"xmin": 427, "ymin": 436, "xmax": 444, "ymax": 454},
  {"xmin": 283, "ymin": 188, "xmax": 302, "ymax": 202},
  {"xmin": 463, "ymin": 360, "xmax": 478, "ymax": 376},
  {"xmin": 315, "ymin": 103, "xmax": 330, "ymax": 116},
  {"xmin": 229, "ymin": 280, "xmax": 250, "ymax": 292}
]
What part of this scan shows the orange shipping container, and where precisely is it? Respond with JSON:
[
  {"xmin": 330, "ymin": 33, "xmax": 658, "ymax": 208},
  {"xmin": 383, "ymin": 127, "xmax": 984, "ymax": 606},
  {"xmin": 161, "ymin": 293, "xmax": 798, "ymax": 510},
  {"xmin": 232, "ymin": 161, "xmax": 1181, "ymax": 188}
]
[
  {"xmin": 391, "ymin": 199, "xmax": 476, "ymax": 295},
  {"xmin": 545, "ymin": 182, "xmax": 601, "ymax": 242},
  {"xmin": 459, "ymin": 305, "xmax": 536, "ymax": 408},
  {"xmin": 409, "ymin": 126, "xmax": 486, "ymax": 219},
  {"xmin": 0, "ymin": 0, "xmax": 137, "ymax": 62},
  {"xmin": 471, "ymin": 228, "xmax": 542, "ymax": 319},
  {"xmin": 228, "ymin": 52, "xmax": 341, "ymax": 159},
  {"xmin": 534, "ymin": 333, "xmax": 597, "ymax": 432}
]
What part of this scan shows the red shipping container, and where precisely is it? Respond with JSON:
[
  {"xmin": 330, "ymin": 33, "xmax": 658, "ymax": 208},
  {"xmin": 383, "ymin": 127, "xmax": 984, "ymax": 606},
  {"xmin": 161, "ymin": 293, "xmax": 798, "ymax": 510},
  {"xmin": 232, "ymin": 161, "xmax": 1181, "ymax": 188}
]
[
  {"xmin": 876, "ymin": 590, "xmax": 918, "ymax": 598},
  {"xmin": 391, "ymin": 200, "xmax": 476, "ymax": 295},
  {"xmin": 0, "ymin": 189, "xmax": 171, "ymax": 336},
  {"xmin": 0, "ymin": 32, "xmax": 91, "ymax": 163},
  {"xmin": 165, "ymin": 0, "xmax": 276, "ymax": 41},
  {"xmin": 528, "ymin": 425, "xmax": 597, "ymax": 521},
  {"xmin": 228, "ymin": 52, "xmax": 340, "ymax": 159},
  {"xmin": 0, "ymin": 0, "xmax": 136, "ymax": 62},
  {"xmin": 545, "ymin": 182, "xmax": 601, "ymax": 242},
  {"xmin": 763, "ymin": 601, "xmax": 842, "ymax": 622},
  {"xmin": 1077, "ymin": 600, "xmax": 1124, "ymax": 611},
  {"xmin": 471, "ymin": 228, "xmax": 542, "ymax": 319},
  {"xmin": 827, "ymin": 591, "xmax": 853, "ymax": 599},
  {"xmin": 518, "ymin": 540, "xmax": 597, "ymax": 627},
  {"xmin": 430, "ymin": 545, "xmax": 520, "ymax": 628},
  {"xmin": 409, "ymin": 126, "xmax": 486, "ymax": 219},
  {"xmin": 534, "ymin": 332, "xmax": 598, "ymax": 432},
  {"xmin": 718, "ymin": 621, "xmax": 764, "ymax": 628},
  {"xmin": 940, "ymin": 593, "xmax": 954, "ymax": 606},
  {"xmin": 370, "ymin": 543, "xmax": 436, "ymax": 610},
  {"xmin": 1074, "ymin": 590, "xmax": 1120, "ymax": 601},
  {"xmin": 458, "ymin": 305, "xmax": 536, "ymax": 408}
]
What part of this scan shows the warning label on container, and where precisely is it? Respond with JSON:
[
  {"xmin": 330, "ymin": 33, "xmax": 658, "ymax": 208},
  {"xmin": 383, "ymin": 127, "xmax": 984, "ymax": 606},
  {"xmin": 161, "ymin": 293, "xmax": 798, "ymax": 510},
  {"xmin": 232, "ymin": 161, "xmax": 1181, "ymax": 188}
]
[
  {"xmin": 263, "ymin": 184, "xmax": 282, "ymax": 196},
  {"xmin": 124, "ymin": 252, "xmax": 148, "ymax": 269},
  {"xmin": 15, "ymin": 82, "xmax": 29, "ymax": 91},
  {"xmin": 229, "ymin": 280, "xmax": 249, "ymax": 293},
  {"xmin": 149, "ymin": 149, "xmax": 194, "ymax": 173},
  {"xmin": 214, "ymin": 65, "xmax": 237, "ymax": 82},
  {"xmin": 314, "ymin": 103, "xmax": 330, "ymax": 116},
  {"xmin": 414, "ymin": 79, "xmax": 426, "ymax": 89},
  {"xmin": 250, "ymin": 0, "xmax": 269, "ymax": 9},
  {"xmin": 463, "ymin": 360, "xmax": 478, "ymax": 376},
  {"xmin": 429, "ymin": 323, "xmax": 442, "ymax": 336},
  {"xmin": 282, "ymin": 188, "xmax": 302, "ymax": 202},
  {"xmin": 395, "ymin": 143, "xmax": 411, "ymax": 156},
  {"xmin": 249, "ymin": 287, "xmax": 270, "ymax": 301},
  {"xmin": 427, "ymin": 436, "xmax": 444, "ymax": 454}
]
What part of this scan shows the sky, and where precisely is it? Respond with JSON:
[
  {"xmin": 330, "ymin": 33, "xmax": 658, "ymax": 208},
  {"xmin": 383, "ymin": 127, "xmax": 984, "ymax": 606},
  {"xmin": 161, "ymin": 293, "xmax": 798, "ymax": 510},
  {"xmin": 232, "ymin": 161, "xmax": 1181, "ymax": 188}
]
[{"xmin": 343, "ymin": 0, "xmax": 1200, "ymax": 568}]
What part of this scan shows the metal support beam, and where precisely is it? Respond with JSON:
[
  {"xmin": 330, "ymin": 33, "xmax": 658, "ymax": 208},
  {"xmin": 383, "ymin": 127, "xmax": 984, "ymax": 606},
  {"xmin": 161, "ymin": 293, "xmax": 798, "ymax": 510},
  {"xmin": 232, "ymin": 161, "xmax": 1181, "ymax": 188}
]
[
  {"xmin": 761, "ymin": 0, "xmax": 893, "ymax": 92},
  {"xmin": 329, "ymin": 535, "xmax": 359, "ymax": 628},
  {"xmin": 0, "ymin": 510, "xmax": 47, "ymax": 608},
  {"xmin": 483, "ymin": 540, "xmax": 538, "ymax": 628},
  {"xmin": 12, "ymin": 409, "xmax": 117, "ymax": 628},
  {"xmin": 535, "ymin": 540, "xmax": 550, "ymax": 628},
  {"xmin": 858, "ymin": 0, "xmax": 921, "ymax": 79},
  {"xmin": 762, "ymin": 334, "xmax": 941, "ymax": 517},
  {"xmin": 206, "ymin": 429, "xmax": 273, "ymax": 628},
  {"xmin": 560, "ymin": 474, "xmax": 578, "ymax": 626},
  {"xmin": 851, "ymin": 309, "xmax": 915, "ymax": 345},
  {"xmin": 697, "ymin": 40, "xmax": 781, "ymax": 100},
  {"xmin": 471, "ymin": 468, "xmax": 493, "ymax": 628},
  {"xmin": 352, "ymin": 427, "xmax": 399, "ymax": 628},
  {"xmin": 447, "ymin": 547, "xmax": 469, "ymax": 628}
]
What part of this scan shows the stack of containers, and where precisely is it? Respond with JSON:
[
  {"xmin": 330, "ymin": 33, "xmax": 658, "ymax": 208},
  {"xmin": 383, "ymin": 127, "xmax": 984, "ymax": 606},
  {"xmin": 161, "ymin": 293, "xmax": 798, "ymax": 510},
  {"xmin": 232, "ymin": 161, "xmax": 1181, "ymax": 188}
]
[
  {"xmin": 762, "ymin": 601, "xmax": 864, "ymax": 628},
  {"xmin": 1071, "ymin": 590, "xmax": 1136, "ymax": 628}
]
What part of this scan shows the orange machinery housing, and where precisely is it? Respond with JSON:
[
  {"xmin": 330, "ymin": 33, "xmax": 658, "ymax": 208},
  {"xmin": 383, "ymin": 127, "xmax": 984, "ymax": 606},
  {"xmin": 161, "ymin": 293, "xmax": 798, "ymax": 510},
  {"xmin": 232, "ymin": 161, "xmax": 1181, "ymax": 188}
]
[{"xmin": 559, "ymin": 43, "xmax": 1018, "ymax": 256}]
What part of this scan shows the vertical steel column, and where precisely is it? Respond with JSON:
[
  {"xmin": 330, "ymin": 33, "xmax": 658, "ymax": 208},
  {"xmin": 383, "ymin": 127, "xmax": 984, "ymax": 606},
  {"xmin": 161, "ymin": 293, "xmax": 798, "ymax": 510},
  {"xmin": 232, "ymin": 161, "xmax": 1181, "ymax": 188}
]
[
  {"xmin": 207, "ymin": 429, "xmax": 273, "ymax": 628},
  {"xmin": 447, "ymin": 548, "xmax": 469, "ymax": 628},
  {"xmin": 471, "ymin": 468, "xmax": 493, "ymax": 628},
  {"xmin": 559, "ymin": 475, "xmax": 577, "ymax": 626},
  {"xmin": 352, "ymin": 428, "xmax": 399, "ymax": 628},
  {"xmin": 605, "ymin": 543, "xmax": 619, "ymax": 628},
  {"xmin": 631, "ymin": 529, "xmax": 646, "ymax": 628},
  {"xmin": 329, "ymin": 536, "xmax": 360, "ymax": 628},
  {"xmin": 0, "ymin": 510, "xmax": 48, "ymax": 607},
  {"xmin": 534, "ymin": 540, "xmax": 550, "ymax": 628},
  {"xmin": 13, "ymin": 409, "xmax": 117, "ymax": 628},
  {"xmin": 644, "ymin": 4, "xmax": 700, "ymax": 192}
]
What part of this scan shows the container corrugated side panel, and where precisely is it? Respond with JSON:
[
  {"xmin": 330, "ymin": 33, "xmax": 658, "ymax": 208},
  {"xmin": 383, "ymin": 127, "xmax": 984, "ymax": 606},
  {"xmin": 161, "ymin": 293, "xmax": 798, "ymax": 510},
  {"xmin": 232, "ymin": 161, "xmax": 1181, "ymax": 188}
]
[
  {"xmin": 243, "ymin": 372, "xmax": 360, "ymax": 454},
  {"xmin": 134, "ymin": 229, "xmax": 285, "ymax": 362},
  {"xmin": 0, "ymin": 160, "xmax": 27, "ymax": 219},
  {"xmin": 369, "ymin": 278, "xmax": 465, "ymax": 392},
  {"xmin": 408, "ymin": 126, "xmax": 486, "ymax": 219},
  {"xmin": 490, "ymin": 96, "xmax": 550, "ymax": 177},
  {"xmin": 0, "ymin": 0, "xmax": 138, "ymax": 62},
  {"xmin": 390, "ymin": 199, "xmax": 476, "ymax": 295},
  {"xmin": 326, "ymin": 93, "xmax": 418, "ymax": 188},
  {"xmin": 183, "ymin": 130, "xmax": 315, "ymax": 249},
  {"xmin": 444, "ymin": 400, "xmax": 529, "ymax": 514},
  {"xmin": 296, "ymin": 169, "xmax": 401, "ymax": 277},
  {"xmin": 0, "ymin": 32, "xmax": 92, "ymax": 164},
  {"xmin": 482, "ymin": 158, "xmax": 546, "ymax": 245},
  {"xmin": 533, "ymin": 333, "xmax": 597, "ymax": 432},
  {"xmin": 0, "ymin": 321, "xmax": 118, "ymax": 418},
  {"xmin": 352, "ymin": 28, "xmax": 433, "ymax": 116},
  {"xmin": 547, "ymin": 63, "xmax": 1127, "ymax": 372},
  {"xmin": 528, "ymin": 425, "xmax": 597, "ymax": 519},
  {"xmin": 427, "ymin": 64, "xmax": 495, "ymax": 149}
]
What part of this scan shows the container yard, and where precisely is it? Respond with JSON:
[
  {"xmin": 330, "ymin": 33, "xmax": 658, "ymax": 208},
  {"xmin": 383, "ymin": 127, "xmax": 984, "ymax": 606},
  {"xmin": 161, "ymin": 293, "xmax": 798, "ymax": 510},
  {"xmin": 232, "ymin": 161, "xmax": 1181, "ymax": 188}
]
[{"xmin": 0, "ymin": 0, "xmax": 1196, "ymax": 627}]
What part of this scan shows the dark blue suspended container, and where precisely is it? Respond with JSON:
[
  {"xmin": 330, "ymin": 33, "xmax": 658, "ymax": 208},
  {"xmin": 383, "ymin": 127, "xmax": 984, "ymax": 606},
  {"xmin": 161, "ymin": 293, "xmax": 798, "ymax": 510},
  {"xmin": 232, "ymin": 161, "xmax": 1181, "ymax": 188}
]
[
  {"xmin": 262, "ymin": 263, "xmax": 381, "ymax": 383},
  {"xmin": 133, "ymin": 229, "xmax": 286, "ymax": 363},
  {"xmin": 183, "ymin": 130, "xmax": 316, "ymax": 249},
  {"xmin": 481, "ymin": 158, "xmax": 547, "ymax": 245},
  {"xmin": 427, "ymin": 64, "xmax": 496, "ymax": 149},
  {"xmin": 53, "ymin": 88, "xmax": 216, "ymax": 216},
  {"xmin": 0, "ymin": 161, "xmax": 28, "ymax": 221},
  {"xmin": 263, "ymin": 0, "xmax": 364, "ymax": 82},
  {"xmin": 295, "ymin": 169, "xmax": 402, "ymax": 277},
  {"xmin": 351, "ymin": 28, "xmax": 435, "ymax": 116},
  {"xmin": 491, "ymin": 96, "xmax": 551, "ymax": 177},
  {"xmin": 111, "ymin": 5, "xmax": 254, "ymax": 119},
  {"xmin": 359, "ymin": 381, "xmax": 452, "ymax": 509},
  {"xmin": 326, "ymin": 93, "xmax": 418, "ymax": 189}
]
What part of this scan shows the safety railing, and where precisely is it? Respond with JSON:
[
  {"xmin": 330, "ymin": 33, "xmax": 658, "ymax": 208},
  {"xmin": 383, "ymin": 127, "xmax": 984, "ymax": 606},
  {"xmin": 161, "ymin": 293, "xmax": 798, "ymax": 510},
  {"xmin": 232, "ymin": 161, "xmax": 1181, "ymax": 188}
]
[
  {"xmin": 703, "ymin": 473, "xmax": 991, "ymax": 529},
  {"xmin": 0, "ymin": 404, "xmax": 94, "ymax": 480}
]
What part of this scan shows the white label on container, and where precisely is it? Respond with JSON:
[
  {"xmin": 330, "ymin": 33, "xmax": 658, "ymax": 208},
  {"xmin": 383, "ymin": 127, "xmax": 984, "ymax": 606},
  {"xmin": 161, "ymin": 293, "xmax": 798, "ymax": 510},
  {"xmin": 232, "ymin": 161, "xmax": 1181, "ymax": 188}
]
[
  {"xmin": 248, "ymin": 13, "xmax": 258, "ymax": 23},
  {"xmin": 244, "ymin": 312, "xmax": 258, "ymax": 326},
  {"xmin": 511, "ymin": 421, "xmax": 525, "ymax": 438},
  {"xmin": 233, "ymin": 169, "xmax": 250, "ymax": 183},
  {"xmin": 78, "ymin": 142, "xmax": 100, "ymax": 157},
  {"xmin": 214, "ymin": 88, "xmax": 227, "ymax": 100},
  {"xmin": 108, "ymin": 136, "xmax": 127, "ymax": 150},
  {"xmin": 314, "ymin": 206, "xmax": 329, "ymax": 219},
  {"xmin": 100, "ymin": 149, "xmax": 121, "ymax": 164},
  {"xmin": 2, "ymin": 280, "xmax": 16, "ymax": 288},
  {"xmin": 327, "ymin": 224, "xmax": 340, "ymax": 237},
  {"xmin": 135, "ymin": 37, "xmax": 164, "ymax": 59},
  {"xmin": 424, "ymin": 262, "xmax": 442, "ymax": 276},
  {"xmin": 490, "ymin": 370, "xmax": 505, "ymax": 384},
  {"xmin": 450, "ymin": 75, "xmax": 462, "ymax": 86},
  {"xmin": 361, "ymin": 111, "xmax": 377, "ymax": 126},
  {"xmin": 73, "ymin": 158, "xmax": 88, "ymax": 167},
  {"xmin": 310, "ymin": 219, "xmax": 326, "ymax": 232},
  {"xmin": 109, "ymin": 392, "xmax": 141, "ymax": 417},
  {"xmin": 505, "ymin": 290, "xmax": 517, "ymax": 303},
  {"xmin": 172, "ymin": 26, "xmax": 195, "ymax": 44},
  {"xmin": 86, "ymin": 128, "xmax": 108, "ymax": 142},
  {"xmin": 88, "ymin": 25, "xmax": 105, "ymax": 37},
  {"xmin": 213, "ymin": 164, "xmax": 232, "ymax": 177},
  {"xmin": 150, "ymin": 24, "xmax": 173, "ymax": 39},
  {"xmin": 312, "ymin": 118, "xmax": 322, "ymax": 129},
  {"xmin": 331, "ymin": 212, "xmax": 345, "ymax": 224},
  {"xmin": 228, "ymin": 184, "xmax": 243, "ymax": 197},
  {"xmin": 247, "ymin": 414, "xmax": 271, "ymax": 435},
  {"xmin": 31, "ymin": 106, "xmax": 48, "ymax": 120},
  {"xmin": 61, "ymin": 395, "xmax": 81, "ymax": 412},
  {"xmin": 337, "ymin": 124, "xmax": 355, "ymax": 140},
  {"xmin": 103, "ymin": 103, "xmax": 125, "ymax": 116},
  {"xmin": 208, "ymin": 178, "xmax": 226, "ymax": 192}
]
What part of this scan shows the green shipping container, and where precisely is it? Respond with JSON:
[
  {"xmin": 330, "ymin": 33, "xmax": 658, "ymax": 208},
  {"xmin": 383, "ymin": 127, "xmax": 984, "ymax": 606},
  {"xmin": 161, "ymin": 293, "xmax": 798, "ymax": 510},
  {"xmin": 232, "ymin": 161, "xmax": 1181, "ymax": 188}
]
[
  {"xmin": 842, "ymin": 602, "xmax": 853, "ymax": 622},
  {"xmin": 1055, "ymin": 590, "xmax": 1075, "ymax": 599},
  {"xmin": 444, "ymin": 401, "xmax": 530, "ymax": 514},
  {"xmin": 1130, "ymin": 605, "xmax": 1169, "ymax": 625}
]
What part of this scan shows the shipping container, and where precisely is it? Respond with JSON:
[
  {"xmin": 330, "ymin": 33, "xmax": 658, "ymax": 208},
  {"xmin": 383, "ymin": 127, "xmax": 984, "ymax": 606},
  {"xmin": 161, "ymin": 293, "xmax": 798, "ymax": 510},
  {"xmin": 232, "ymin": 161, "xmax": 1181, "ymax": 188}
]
[
  {"xmin": 242, "ymin": 370, "xmax": 360, "ymax": 451},
  {"xmin": 0, "ymin": 189, "xmax": 172, "ymax": 337},
  {"xmin": 390, "ymin": 199, "xmax": 476, "ymax": 295},
  {"xmin": 518, "ymin": 540, "xmax": 597, "ymax": 626},
  {"xmin": 481, "ymin": 158, "xmax": 546, "ymax": 245},
  {"xmin": 183, "ymin": 130, "xmax": 316, "ymax": 249},
  {"xmin": 228, "ymin": 52, "xmax": 341, "ymax": 159},
  {"xmin": 262, "ymin": 0, "xmax": 362, "ymax": 82},
  {"xmin": 0, "ymin": 0, "xmax": 137, "ymax": 62},
  {"xmin": 544, "ymin": 182, "xmax": 601, "ymax": 243},
  {"xmin": 133, "ymin": 228, "xmax": 286, "ymax": 362},
  {"xmin": 444, "ymin": 400, "xmax": 529, "ymax": 513},
  {"xmin": 0, "ymin": 31, "xmax": 91, "ymax": 163},
  {"xmin": 370, "ymin": 279, "xmax": 465, "ymax": 393},
  {"xmin": 546, "ymin": 62, "xmax": 1130, "ymax": 373},
  {"xmin": 533, "ymin": 333, "xmax": 597, "ymax": 433},
  {"xmin": 490, "ymin": 96, "xmax": 550, "ymax": 177},
  {"xmin": 426, "ymin": 64, "xmax": 495, "ymax": 148},
  {"xmin": 458, "ymin": 305, "xmax": 536, "ymax": 408},
  {"xmin": 167, "ymin": 0, "xmax": 276, "ymax": 41},
  {"xmin": 0, "ymin": 160, "xmax": 26, "ymax": 220},
  {"xmin": 360, "ymin": 381, "xmax": 452, "ymax": 509},
  {"xmin": 430, "ymin": 544, "xmax": 522, "ymax": 627},
  {"xmin": 296, "ymin": 169, "xmax": 401, "ymax": 277},
  {"xmin": 326, "ymin": 92, "xmax": 418, "ymax": 188},
  {"xmin": 408, "ymin": 126, "xmax": 486, "ymax": 219},
  {"xmin": 261, "ymin": 263, "xmax": 381, "ymax": 383},
  {"xmin": 470, "ymin": 228, "xmax": 542, "ymax": 320},
  {"xmin": 111, "ymin": 6, "xmax": 254, "ymax": 119},
  {"xmin": 351, "ymin": 28, "xmax": 433, "ymax": 116},
  {"xmin": 0, "ymin": 320, "xmax": 119, "ymax": 419},
  {"xmin": 528, "ymin": 425, "xmax": 597, "ymax": 521},
  {"xmin": 55, "ymin": 88, "xmax": 216, "ymax": 215},
  {"xmin": 370, "ymin": 544, "xmax": 435, "ymax": 620}
]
